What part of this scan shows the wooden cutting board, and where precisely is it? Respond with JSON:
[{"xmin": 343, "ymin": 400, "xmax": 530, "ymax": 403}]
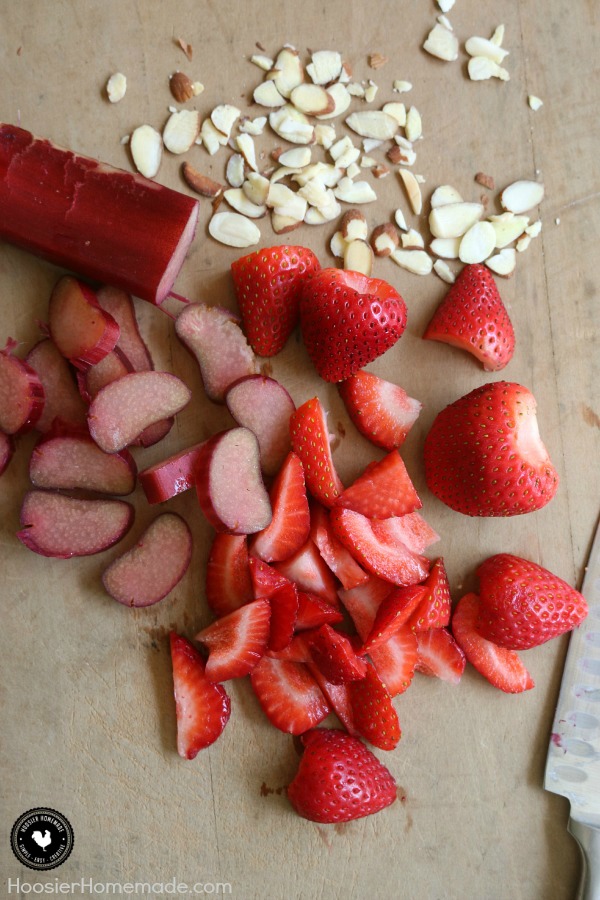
[{"xmin": 1, "ymin": 2, "xmax": 599, "ymax": 897}]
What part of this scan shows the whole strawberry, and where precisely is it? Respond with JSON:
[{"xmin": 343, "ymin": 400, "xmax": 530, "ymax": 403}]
[
  {"xmin": 299, "ymin": 269, "xmax": 407, "ymax": 382},
  {"xmin": 287, "ymin": 728, "xmax": 397, "ymax": 823},
  {"xmin": 423, "ymin": 264, "xmax": 515, "ymax": 371},
  {"xmin": 423, "ymin": 381, "xmax": 559, "ymax": 516},
  {"xmin": 475, "ymin": 553, "xmax": 588, "ymax": 649},
  {"xmin": 231, "ymin": 245, "xmax": 320, "ymax": 357}
]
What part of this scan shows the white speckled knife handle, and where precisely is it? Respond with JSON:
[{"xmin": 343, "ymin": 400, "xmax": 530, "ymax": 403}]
[{"xmin": 569, "ymin": 818, "xmax": 600, "ymax": 899}]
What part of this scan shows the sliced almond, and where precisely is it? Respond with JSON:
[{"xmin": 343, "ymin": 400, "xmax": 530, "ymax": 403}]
[
  {"xmin": 343, "ymin": 239, "xmax": 374, "ymax": 276},
  {"xmin": 364, "ymin": 82, "xmax": 378, "ymax": 103},
  {"xmin": 224, "ymin": 188, "xmax": 266, "ymax": 218},
  {"xmin": 340, "ymin": 209, "xmax": 368, "ymax": 242},
  {"xmin": 290, "ymin": 83, "xmax": 335, "ymax": 116},
  {"xmin": 306, "ymin": 50, "xmax": 342, "ymax": 85},
  {"xmin": 266, "ymin": 181, "xmax": 296, "ymax": 209},
  {"xmin": 106, "ymin": 72, "xmax": 127, "ymax": 103},
  {"xmin": 269, "ymin": 106, "xmax": 315, "ymax": 144},
  {"xmin": 254, "ymin": 79, "xmax": 287, "ymax": 108},
  {"xmin": 361, "ymin": 154, "xmax": 377, "ymax": 166},
  {"xmin": 163, "ymin": 110, "xmax": 200, "ymax": 154},
  {"xmin": 398, "ymin": 169, "xmax": 422, "ymax": 215},
  {"xmin": 363, "ymin": 138, "xmax": 383, "ymax": 153},
  {"xmin": 393, "ymin": 80, "xmax": 412, "ymax": 93},
  {"xmin": 201, "ymin": 118, "xmax": 227, "ymax": 155},
  {"xmin": 130, "ymin": 125, "xmax": 162, "ymax": 178},
  {"xmin": 270, "ymin": 47, "xmax": 305, "ymax": 98},
  {"xmin": 347, "ymin": 82, "xmax": 366, "ymax": 98},
  {"xmin": 382, "ymin": 102, "xmax": 407, "ymax": 127},
  {"xmin": 437, "ymin": 0, "xmax": 456, "ymax": 11},
  {"xmin": 251, "ymin": 54, "xmax": 274, "ymax": 71},
  {"xmin": 429, "ymin": 202, "xmax": 484, "ymax": 238},
  {"xmin": 297, "ymin": 178, "xmax": 332, "ymax": 209},
  {"xmin": 390, "ymin": 248, "xmax": 433, "ymax": 276},
  {"xmin": 430, "ymin": 184, "xmax": 464, "ymax": 208},
  {"xmin": 526, "ymin": 220, "xmax": 542, "ymax": 238},
  {"xmin": 270, "ymin": 165, "xmax": 303, "ymax": 183},
  {"xmin": 459, "ymin": 221, "xmax": 497, "ymax": 263},
  {"xmin": 394, "ymin": 208, "xmax": 408, "ymax": 231},
  {"xmin": 405, "ymin": 107, "xmax": 422, "ymax": 142},
  {"xmin": 433, "ymin": 259, "xmax": 455, "ymax": 283},
  {"xmin": 371, "ymin": 223, "xmax": 399, "ymax": 257},
  {"xmin": 528, "ymin": 95, "xmax": 544, "ymax": 112},
  {"xmin": 316, "ymin": 83, "xmax": 351, "ymax": 120},
  {"xmin": 334, "ymin": 178, "xmax": 377, "ymax": 204},
  {"xmin": 437, "ymin": 14, "xmax": 453, "ymax": 30},
  {"xmin": 430, "ymin": 236, "xmax": 461, "ymax": 258},
  {"xmin": 293, "ymin": 162, "xmax": 343, "ymax": 188},
  {"xmin": 271, "ymin": 212, "xmax": 303, "ymax": 234},
  {"xmin": 330, "ymin": 231, "xmax": 347, "ymax": 258},
  {"xmin": 516, "ymin": 234, "xmax": 532, "ymax": 253},
  {"xmin": 423, "ymin": 23, "xmax": 459, "ymax": 62},
  {"xmin": 330, "ymin": 135, "xmax": 356, "ymax": 162},
  {"xmin": 485, "ymin": 248, "xmax": 516, "ymax": 277},
  {"xmin": 242, "ymin": 172, "xmax": 271, "ymax": 207},
  {"xmin": 278, "ymin": 146, "xmax": 312, "ymax": 168},
  {"xmin": 235, "ymin": 133, "xmax": 258, "ymax": 171},
  {"xmin": 226, "ymin": 153, "xmax": 246, "ymax": 188},
  {"xmin": 369, "ymin": 53, "xmax": 388, "ymax": 70},
  {"xmin": 314, "ymin": 124, "xmax": 336, "ymax": 149},
  {"xmin": 304, "ymin": 196, "xmax": 341, "ymax": 224},
  {"xmin": 488, "ymin": 212, "xmax": 529, "ymax": 248},
  {"xmin": 211, "ymin": 104, "xmax": 241, "ymax": 139},
  {"xmin": 501, "ymin": 180, "xmax": 545, "ymax": 214},
  {"xmin": 401, "ymin": 228, "xmax": 425, "ymax": 249},
  {"xmin": 208, "ymin": 211, "xmax": 260, "ymax": 247},
  {"xmin": 346, "ymin": 110, "xmax": 398, "ymax": 140},
  {"xmin": 333, "ymin": 146, "xmax": 361, "ymax": 170},
  {"xmin": 239, "ymin": 116, "xmax": 267, "ymax": 136},
  {"xmin": 465, "ymin": 36, "xmax": 509, "ymax": 64},
  {"xmin": 182, "ymin": 163, "xmax": 223, "ymax": 198},
  {"xmin": 468, "ymin": 57, "xmax": 510, "ymax": 82},
  {"xmin": 490, "ymin": 24, "xmax": 505, "ymax": 46}
]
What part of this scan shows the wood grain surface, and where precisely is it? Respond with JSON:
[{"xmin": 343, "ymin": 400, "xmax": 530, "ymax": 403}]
[{"xmin": 1, "ymin": 2, "xmax": 599, "ymax": 898}]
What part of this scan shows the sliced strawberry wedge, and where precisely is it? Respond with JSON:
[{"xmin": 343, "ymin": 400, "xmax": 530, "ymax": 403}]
[
  {"xmin": 406, "ymin": 557, "xmax": 452, "ymax": 632},
  {"xmin": 307, "ymin": 624, "xmax": 368, "ymax": 684},
  {"xmin": 268, "ymin": 581, "xmax": 300, "ymax": 652},
  {"xmin": 451, "ymin": 593, "xmax": 534, "ymax": 693},
  {"xmin": 26, "ymin": 338, "xmax": 88, "ymax": 434},
  {"xmin": 361, "ymin": 585, "xmax": 428, "ymax": 654},
  {"xmin": 334, "ymin": 450, "xmax": 422, "ymax": 519},
  {"xmin": 195, "ymin": 598, "xmax": 271, "ymax": 682},
  {"xmin": 289, "ymin": 397, "xmax": 344, "ymax": 509},
  {"xmin": 338, "ymin": 369, "xmax": 422, "ymax": 451},
  {"xmin": 348, "ymin": 661, "xmax": 401, "ymax": 751},
  {"xmin": 249, "ymin": 556, "xmax": 291, "ymax": 599},
  {"xmin": 310, "ymin": 502, "xmax": 368, "ymax": 591},
  {"xmin": 304, "ymin": 658, "xmax": 358, "ymax": 735},
  {"xmin": 415, "ymin": 628, "xmax": 466, "ymax": 685},
  {"xmin": 169, "ymin": 632, "xmax": 231, "ymax": 759},
  {"xmin": 295, "ymin": 591, "xmax": 344, "ymax": 631},
  {"xmin": 274, "ymin": 538, "xmax": 339, "ymax": 606},
  {"xmin": 250, "ymin": 452, "xmax": 310, "ymax": 563},
  {"xmin": 370, "ymin": 512, "xmax": 440, "ymax": 555},
  {"xmin": 206, "ymin": 533, "xmax": 253, "ymax": 618},
  {"xmin": 330, "ymin": 507, "xmax": 431, "ymax": 586},
  {"xmin": 250, "ymin": 656, "xmax": 330, "ymax": 734}
]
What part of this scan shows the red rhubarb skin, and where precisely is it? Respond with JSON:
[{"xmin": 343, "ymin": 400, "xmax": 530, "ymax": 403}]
[{"xmin": 0, "ymin": 124, "xmax": 199, "ymax": 304}]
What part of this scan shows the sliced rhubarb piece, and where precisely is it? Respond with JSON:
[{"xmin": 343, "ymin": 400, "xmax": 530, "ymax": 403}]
[
  {"xmin": 361, "ymin": 585, "xmax": 429, "ymax": 654},
  {"xmin": 175, "ymin": 303, "xmax": 257, "ymax": 403},
  {"xmin": 295, "ymin": 591, "xmax": 344, "ymax": 631},
  {"xmin": 139, "ymin": 441, "xmax": 206, "ymax": 504},
  {"xmin": 415, "ymin": 628, "xmax": 466, "ymax": 684},
  {"xmin": 0, "ymin": 340, "xmax": 45, "ymax": 434},
  {"xmin": 0, "ymin": 124, "xmax": 199, "ymax": 305},
  {"xmin": 195, "ymin": 598, "xmax": 271, "ymax": 682},
  {"xmin": 289, "ymin": 397, "xmax": 344, "ymax": 508},
  {"xmin": 17, "ymin": 489, "xmax": 133, "ymax": 558},
  {"xmin": 87, "ymin": 371, "xmax": 191, "ymax": 453},
  {"xmin": 268, "ymin": 581, "xmax": 300, "ymax": 652},
  {"xmin": 102, "ymin": 513, "xmax": 192, "ymax": 607},
  {"xmin": 249, "ymin": 655, "xmax": 330, "ymax": 734},
  {"xmin": 225, "ymin": 375, "xmax": 294, "ymax": 475},
  {"xmin": 334, "ymin": 451, "xmax": 422, "ymax": 519},
  {"xmin": 0, "ymin": 430, "xmax": 15, "ymax": 475},
  {"xmin": 338, "ymin": 370, "xmax": 422, "ymax": 451},
  {"xmin": 48, "ymin": 276, "xmax": 120, "ymax": 370},
  {"xmin": 310, "ymin": 502, "xmax": 369, "ymax": 591},
  {"xmin": 274, "ymin": 538, "xmax": 339, "ymax": 606},
  {"xmin": 96, "ymin": 286, "xmax": 154, "ymax": 372},
  {"xmin": 307, "ymin": 624, "xmax": 368, "ymax": 684},
  {"xmin": 195, "ymin": 427, "xmax": 272, "ymax": 534},
  {"xmin": 170, "ymin": 633, "xmax": 231, "ymax": 759},
  {"xmin": 26, "ymin": 339, "xmax": 87, "ymax": 433},
  {"xmin": 78, "ymin": 347, "xmax": 132, "ymax": 403},
  {"xmin": 250, "ymin": 452, "xmax": 310, "ymax": 563},
  {"xmin": 29, "ymin": 429, "xmax": 136, "ymax": 495},
  {"xmin": 371, "ymin": 512, "xmax": 440, "ymax": 555},
  {"xmin": 330, "ymin": 507, "xmax": 431, "ymax": 586},
  {"xmin": 206, "ymin": 533, "xmax": 253, "ymax": 617},
  {"xmin": 133, "ymin": 417, "xmax": 174, "ymax": 448},
  {"xmin": 406, "ymin": 557, "xmax": 452, "ymax": 632}
]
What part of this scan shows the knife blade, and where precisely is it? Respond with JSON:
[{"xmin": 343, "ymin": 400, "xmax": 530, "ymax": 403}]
[{"xmin": 545, "ymin": 516, "xmax": 600, "ymax": 899}]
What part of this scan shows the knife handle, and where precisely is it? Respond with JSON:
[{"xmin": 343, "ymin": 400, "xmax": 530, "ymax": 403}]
[{"xmin": 569, "ymin": 817, "xmax": 600, "ymax": 899}]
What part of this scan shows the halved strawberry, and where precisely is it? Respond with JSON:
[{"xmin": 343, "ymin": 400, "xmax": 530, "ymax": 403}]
[
  {"xmin": 231, "ymin": 245, "xmax": 320, "ymax": 357},
  {"xmin": 205, "ymin": 533, "xmax": 253, "ymax": 618},
  {"xmin": 169, "ymin": 632, "xmax": 231, "ymax": 759},
  {"xmin": 289, "ymin": 397, "xmax": 344, "ymax": 508},
  {"xmin": 274, "ymin": 538, "xmax": 339, "ymax": 606},
  {"xmin": 310, "ymin": 502, "xmax": 368, "ymax": 591},
  {"xmin": 361, "ymin": 585, "xmax": 428, "ymax": 654},
  {"xmin": 268, "ymin": 581, "xmax": 299, "ymax": 652},
  {"xmin": 415, "ymin": 628, "xmax": 466, "ymax": 685},
  {"xmin": 295, "ymin": 591, "xmax": 344, "ymax": 631},
  {"xmin": 406, "ymin": 558, "xmax": 452, "ymax": 632},
  {"xmin": 451, "ymin": 593, "xmax": 534, "ymax": 693},
  {"xmin": 195, "ymin": 599, "xmax": 271, "ymax": 682},
  {"xmin": 330, "ymin": 507, "xmax": 431, "ymax": 586},
  {"xmin": 338, "ymin": 369, "xmax": 422, "ymax": 451},
  {"xmin": 250, "ymin": 451, "xmax": 310, "ymax": 563},
  {"xmin": 423, "ymin": 263, "xmax": 515, "ymax": 371},
  {"xmin": 250, "ymin": 655, "xmax": 330, "ymax": 734},
  {"xmin": 334, "ymin": 450, "xmax": 421, "ymax": 519},
  {"xmin": 307, "ymin": 624, "xmax": 368, "ymax": 684},
  {"xmin": 249, "ymin": 555, "xmax": 290, "ymax": 599},
  {"xmin": 348, "ymin": 661, "xmax": 401, "ymax": 751}
]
